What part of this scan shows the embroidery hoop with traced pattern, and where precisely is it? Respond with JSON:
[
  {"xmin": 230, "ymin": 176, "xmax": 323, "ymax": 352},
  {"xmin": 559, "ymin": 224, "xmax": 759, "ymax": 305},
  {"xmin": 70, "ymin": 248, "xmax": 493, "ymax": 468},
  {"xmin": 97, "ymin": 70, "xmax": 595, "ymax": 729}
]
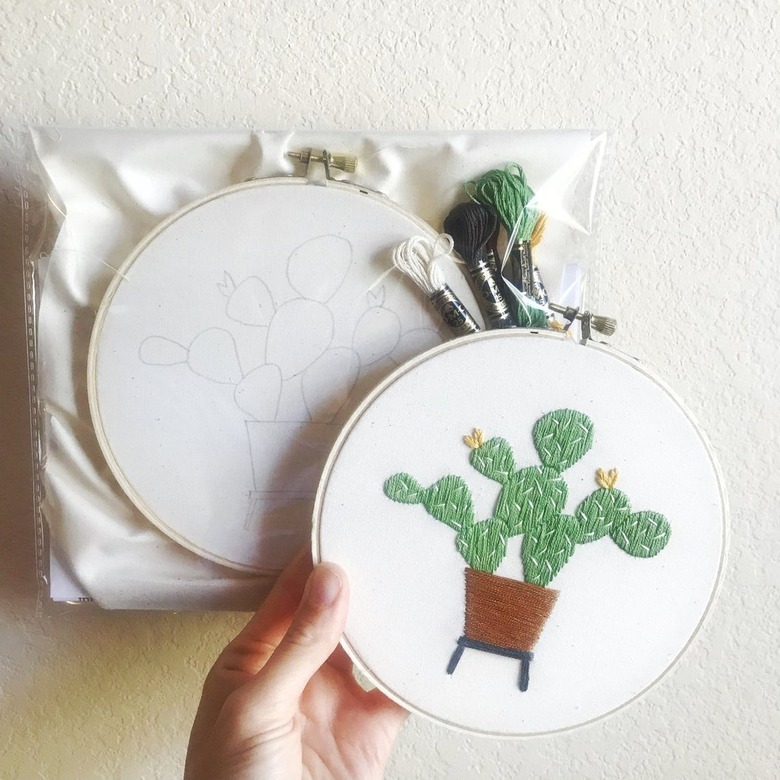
[
  {"xmin": 87, "ymin": 177, "xmax": 483, "ymax": 573},
  {"xmin": 313, "ymin": 330, "xmax": 727, "ymax": 736}
]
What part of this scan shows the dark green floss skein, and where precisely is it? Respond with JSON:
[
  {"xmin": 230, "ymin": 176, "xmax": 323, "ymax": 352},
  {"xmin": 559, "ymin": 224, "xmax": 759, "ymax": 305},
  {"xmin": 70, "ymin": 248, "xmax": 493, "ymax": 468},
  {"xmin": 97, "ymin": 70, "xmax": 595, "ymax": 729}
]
[{"xmin": 514, "ymin": 297, "xmax": 549, "ymax": 328}]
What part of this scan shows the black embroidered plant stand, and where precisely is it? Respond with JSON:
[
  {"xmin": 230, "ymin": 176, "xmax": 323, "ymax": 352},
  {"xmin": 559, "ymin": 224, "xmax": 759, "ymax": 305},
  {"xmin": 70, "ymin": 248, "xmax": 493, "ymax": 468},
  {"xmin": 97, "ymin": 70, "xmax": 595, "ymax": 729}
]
[{"xmin": 446, "ymin": 636, "xmax": 535, "ymax": 692}]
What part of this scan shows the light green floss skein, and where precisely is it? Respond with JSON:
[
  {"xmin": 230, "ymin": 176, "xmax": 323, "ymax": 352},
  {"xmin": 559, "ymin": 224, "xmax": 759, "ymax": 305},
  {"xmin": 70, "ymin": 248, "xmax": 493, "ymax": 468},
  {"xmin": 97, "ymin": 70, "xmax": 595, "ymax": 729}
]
[{"xmin": 465, "ymin": 164, "xmax": 540, "ymax": 243}]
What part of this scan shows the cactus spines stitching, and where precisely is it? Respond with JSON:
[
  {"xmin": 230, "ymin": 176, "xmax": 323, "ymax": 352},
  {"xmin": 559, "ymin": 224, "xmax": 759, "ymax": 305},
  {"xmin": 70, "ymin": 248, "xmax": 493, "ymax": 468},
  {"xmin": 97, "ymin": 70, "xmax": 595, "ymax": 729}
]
[
  {"xmin": 383, "ymin": 408, "xmax": 672, "ymax": 692},
  {"xmin": 576, "ymin": 468, "xmax": 672, "ymax": 557},
  {"xmin": 532, "ymin": 408, "xmax": 594, "ymax": 472}
]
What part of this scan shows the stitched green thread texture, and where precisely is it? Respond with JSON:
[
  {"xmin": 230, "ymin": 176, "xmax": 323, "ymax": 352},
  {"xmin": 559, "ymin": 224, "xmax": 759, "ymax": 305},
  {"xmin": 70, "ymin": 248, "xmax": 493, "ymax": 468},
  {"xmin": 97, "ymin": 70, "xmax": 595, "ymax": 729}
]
[
  {"xmin": 532, "ymin": 409, "xmax": 594, "ymax": 473},
  {"xmin": 383, "ymin": 409, "xmax": 672, "ymax": 587},
  {"xmin": 522, "ymin": 514, "xmax": 578, "ymax": 587},
  {"xmin": 469, "ymin": 436, "xmax": 516, "ymax": 483},
  {"xmin": 574, "ymin": 486, "xmax": 630, "ymax": 542},
  {"xmin": 612, "ymin": 511, "xmax": 671, "ymax": 557},
  {"xmin": 456, "ymin": 518, "xmax": 510, "ymax": 573},
  {"xmin": 384, "ymin": 473, "xmax": 474, "ymax": 531},
  {"xmin": 495, "ymin": 466, "xmax": 568, "ymax": 537},
  {"xmin": 574, "ymin": 486, "xmax": 672, "ymax": 556},
  {"xmin": 383, "ymin": 473, "xmax": 423, "ymax": 504}
]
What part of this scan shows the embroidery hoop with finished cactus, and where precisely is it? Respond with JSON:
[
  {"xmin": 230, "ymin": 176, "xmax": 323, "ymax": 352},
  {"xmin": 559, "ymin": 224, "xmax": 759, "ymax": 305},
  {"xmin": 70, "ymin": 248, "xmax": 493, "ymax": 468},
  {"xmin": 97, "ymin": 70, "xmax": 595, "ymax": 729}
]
[{"xmin": 384, "ymin": 408, "xmax": 672, "ymax": 692}]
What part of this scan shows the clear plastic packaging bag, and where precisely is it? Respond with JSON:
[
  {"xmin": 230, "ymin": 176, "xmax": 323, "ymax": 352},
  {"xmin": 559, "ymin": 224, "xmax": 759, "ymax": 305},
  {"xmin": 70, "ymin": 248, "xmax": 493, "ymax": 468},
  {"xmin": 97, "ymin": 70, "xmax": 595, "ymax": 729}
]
[{"xmin": 24, "ymin": 128, "xmax": 608, "ymax": 609}]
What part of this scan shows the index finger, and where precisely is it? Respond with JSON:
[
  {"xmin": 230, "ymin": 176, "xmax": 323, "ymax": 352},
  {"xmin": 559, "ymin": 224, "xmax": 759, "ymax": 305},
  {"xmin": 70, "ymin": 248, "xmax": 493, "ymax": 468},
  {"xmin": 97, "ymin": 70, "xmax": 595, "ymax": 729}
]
[
  {"xmin": 211, "ymin": 547, "xmax": 313, "ymax": 685},
  {"xmin": 233, "ymin": 546, "xmax": 313, "ymax": 650}
]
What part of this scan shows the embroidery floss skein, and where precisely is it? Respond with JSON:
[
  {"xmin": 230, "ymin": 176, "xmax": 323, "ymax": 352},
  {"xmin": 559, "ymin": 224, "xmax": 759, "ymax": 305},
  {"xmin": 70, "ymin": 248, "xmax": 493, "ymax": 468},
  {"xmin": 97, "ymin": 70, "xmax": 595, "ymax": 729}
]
[
  {"xmin": 392, "ymin": 235, "xmax": 481, "ymax": 337},
  {"xmin": 443, "ymin": 203, "xmax": 516, "ymax": 329},
  {"xmin": 466, "ymin": 165, "xmax": 551, "ymax": 328}
]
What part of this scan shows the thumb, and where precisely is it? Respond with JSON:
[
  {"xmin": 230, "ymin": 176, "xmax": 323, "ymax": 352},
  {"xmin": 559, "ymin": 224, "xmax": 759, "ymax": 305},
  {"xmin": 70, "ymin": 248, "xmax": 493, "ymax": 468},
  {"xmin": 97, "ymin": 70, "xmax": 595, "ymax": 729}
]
[{"xmin": 249, "ymin": 562, "xmax": 348, "ymax": 714}]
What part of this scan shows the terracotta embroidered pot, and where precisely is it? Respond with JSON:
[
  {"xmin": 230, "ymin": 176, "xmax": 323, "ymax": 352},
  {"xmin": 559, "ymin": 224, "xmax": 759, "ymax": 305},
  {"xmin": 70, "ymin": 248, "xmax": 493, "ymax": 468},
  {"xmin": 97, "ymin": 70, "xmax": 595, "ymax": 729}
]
[{"xmin": 463, "ymin": 568, "xmax": 559, "ymax": 652}]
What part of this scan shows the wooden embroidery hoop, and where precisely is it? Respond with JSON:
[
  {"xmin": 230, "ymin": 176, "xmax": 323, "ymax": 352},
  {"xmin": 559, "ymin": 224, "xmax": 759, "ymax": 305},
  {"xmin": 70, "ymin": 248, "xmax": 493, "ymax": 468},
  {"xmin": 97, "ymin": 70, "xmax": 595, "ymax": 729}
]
[
  {"xmin": 87, "ymin": 173, "xmax": 483, "ymax": 573},
  {"xmin": 313, "ymin": 330, "xmax": 727, "ymax": 736}
]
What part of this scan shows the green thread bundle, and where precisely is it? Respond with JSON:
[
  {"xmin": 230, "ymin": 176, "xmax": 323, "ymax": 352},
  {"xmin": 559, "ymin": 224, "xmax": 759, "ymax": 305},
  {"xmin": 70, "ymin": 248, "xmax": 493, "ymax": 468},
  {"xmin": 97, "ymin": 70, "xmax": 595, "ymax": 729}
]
[
  {"xmin": 465, "ymin": 164, "xmax": 541, "ymax": 243},
  {"xmin": 465, "ymin": 163, "xmax": 550, "ymax": 328}
]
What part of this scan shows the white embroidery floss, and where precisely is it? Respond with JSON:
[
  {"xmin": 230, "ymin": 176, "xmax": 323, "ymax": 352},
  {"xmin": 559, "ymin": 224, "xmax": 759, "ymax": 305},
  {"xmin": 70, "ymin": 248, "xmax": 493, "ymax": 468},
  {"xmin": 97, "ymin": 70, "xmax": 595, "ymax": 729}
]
[{"xmin": 392, "ymin": 234, "xmax": 481, "ymax": 337}]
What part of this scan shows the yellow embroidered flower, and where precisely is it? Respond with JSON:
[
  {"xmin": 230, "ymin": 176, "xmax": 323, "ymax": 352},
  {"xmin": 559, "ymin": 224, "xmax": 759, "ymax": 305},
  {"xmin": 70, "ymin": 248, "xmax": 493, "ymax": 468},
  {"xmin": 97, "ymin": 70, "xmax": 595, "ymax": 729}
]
[
  {"xmin": 463, "ymin": 428, "xmax": 485, "ymax": 449},
  {"xmin": 596, "ymin": 468, "xmax": 619, "ymax": 489}
]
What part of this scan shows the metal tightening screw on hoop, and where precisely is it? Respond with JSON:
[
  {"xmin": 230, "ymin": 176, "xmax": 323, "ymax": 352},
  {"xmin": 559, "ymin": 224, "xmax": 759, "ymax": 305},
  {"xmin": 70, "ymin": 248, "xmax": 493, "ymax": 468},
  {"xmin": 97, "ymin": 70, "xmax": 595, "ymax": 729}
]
[
  {"xmin": 548, "ymin": 303, "xmax": 617, "ymax": 339},
  {"xmin": 287, "ymin": 149, "xmax": 358, "ymax": 175}
]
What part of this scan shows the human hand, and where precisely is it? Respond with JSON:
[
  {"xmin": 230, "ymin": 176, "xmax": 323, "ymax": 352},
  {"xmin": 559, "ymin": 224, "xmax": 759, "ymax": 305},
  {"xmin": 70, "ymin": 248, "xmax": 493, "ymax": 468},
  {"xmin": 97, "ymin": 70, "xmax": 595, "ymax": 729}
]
[{"xmin": 184, "ymin": 549, "xmax": 408, "ymax": 779}]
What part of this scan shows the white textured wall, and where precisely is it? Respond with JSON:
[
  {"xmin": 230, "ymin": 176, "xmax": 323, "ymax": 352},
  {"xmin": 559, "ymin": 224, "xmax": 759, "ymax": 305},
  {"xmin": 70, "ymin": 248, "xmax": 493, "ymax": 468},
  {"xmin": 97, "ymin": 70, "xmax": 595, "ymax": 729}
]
[{"xmin": 1, "ymin": 1, "xmax": 777, "ymax": 778}]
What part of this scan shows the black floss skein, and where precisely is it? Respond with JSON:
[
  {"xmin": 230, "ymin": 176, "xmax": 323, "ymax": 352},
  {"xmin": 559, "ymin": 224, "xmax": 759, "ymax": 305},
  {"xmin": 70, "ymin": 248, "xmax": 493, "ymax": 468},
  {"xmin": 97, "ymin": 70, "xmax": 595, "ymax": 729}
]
[{"xmin": 444, "ymin": 203, "xmax": 516, "ymax": 329}]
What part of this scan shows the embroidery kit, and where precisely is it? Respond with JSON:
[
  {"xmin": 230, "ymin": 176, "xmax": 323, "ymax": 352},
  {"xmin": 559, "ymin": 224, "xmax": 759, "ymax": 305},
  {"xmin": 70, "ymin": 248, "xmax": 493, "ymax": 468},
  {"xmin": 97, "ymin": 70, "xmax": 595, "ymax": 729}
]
[
  {"xmin": 28, "ymin": 128, "xmax": 612, "ymax": 607},
  {"xmin": 88, "ymin": 175, "xmax": 483, "ymax": 573},
  {"xmin": 313, "ymin": 331, "xmax": 725, "ymax": 735}
]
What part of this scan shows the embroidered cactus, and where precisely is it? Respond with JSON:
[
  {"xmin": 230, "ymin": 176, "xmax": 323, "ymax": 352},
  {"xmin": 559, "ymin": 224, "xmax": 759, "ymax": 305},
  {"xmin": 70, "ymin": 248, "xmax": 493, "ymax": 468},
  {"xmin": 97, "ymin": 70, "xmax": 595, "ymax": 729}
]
[{"xmin": 384, "ymin": 409, "xmax": 671, "ymax": 587}]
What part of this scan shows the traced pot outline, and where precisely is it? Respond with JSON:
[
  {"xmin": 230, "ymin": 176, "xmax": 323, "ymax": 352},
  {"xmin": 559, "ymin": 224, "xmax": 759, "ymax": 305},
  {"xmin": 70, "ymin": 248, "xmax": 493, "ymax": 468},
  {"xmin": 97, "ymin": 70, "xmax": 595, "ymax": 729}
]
[{"xmin": 384, "ymin": 409, "xmax": 672, "ymax": 692}]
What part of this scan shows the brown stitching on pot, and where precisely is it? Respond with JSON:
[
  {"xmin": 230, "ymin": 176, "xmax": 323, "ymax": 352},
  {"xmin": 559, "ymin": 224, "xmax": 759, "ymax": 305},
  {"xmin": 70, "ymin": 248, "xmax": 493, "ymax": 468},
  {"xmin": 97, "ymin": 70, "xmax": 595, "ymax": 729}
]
[{"xmin": 463, "ymin": 568, "xmax": 559, "ymax": 652}]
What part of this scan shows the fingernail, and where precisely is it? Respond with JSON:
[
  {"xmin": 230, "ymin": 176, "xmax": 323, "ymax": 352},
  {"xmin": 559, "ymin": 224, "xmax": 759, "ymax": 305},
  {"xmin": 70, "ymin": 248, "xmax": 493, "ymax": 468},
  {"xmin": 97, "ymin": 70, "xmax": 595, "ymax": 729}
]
[{"xmin": 307, "ymin": 564, "xmax": 343, "ymax": 607}]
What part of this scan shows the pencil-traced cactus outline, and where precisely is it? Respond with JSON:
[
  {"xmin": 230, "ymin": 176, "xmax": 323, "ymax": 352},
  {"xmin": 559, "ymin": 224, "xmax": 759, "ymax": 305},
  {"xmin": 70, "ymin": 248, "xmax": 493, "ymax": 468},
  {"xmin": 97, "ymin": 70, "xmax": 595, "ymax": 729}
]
[
  {"xmin": 138, "ymin": 234, "xmax": 443, "ymax": 532},
  {"xmin": 137, "ymin": 234, "xmax": 415, "ymax": 425}
]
